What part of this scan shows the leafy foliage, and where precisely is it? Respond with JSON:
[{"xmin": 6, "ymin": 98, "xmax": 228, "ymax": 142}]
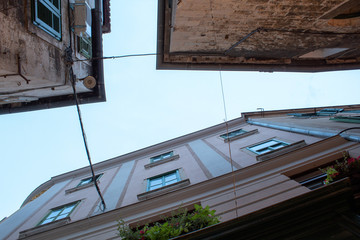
[
  {"xmin": 321, "ymin": 153, "xmax": 360, "ymax": 184},
  {"xmin": 117, "ymin": 204, "xmax": 220, "ymax": 240}
]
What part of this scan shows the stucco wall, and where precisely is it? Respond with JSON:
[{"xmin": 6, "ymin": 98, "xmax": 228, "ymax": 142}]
[
  {"xmin": 0, "ymin": 0, "xmax": 92, "ymax": 105},
  {"xmin": 2, "ymin": 116, "xmax": 359, "ymax": 239}
]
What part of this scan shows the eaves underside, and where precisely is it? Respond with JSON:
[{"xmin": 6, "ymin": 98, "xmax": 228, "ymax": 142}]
[
  {"xmin": 156, "ymin": 0, "xmax": 360, "ymax": 72},
  {"xmin": 157, "ymin": 54, "xmax": 360, "ymax": 72},
  {"xmin": 0, "ymin": 90, "xmax": 106, "ymax": 115}
]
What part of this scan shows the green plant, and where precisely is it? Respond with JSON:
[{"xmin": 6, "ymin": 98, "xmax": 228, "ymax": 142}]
[
  {"xmin": 117, "ymin": 204, "xmax": 220, "ymax": 240},
  {"xmin": 321, "ymin": 153, "xmax": 360, "ymax": 185}
]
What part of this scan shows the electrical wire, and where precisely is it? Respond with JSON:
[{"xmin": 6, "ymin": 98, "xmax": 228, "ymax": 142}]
[
  {"xmin": 219, "ymin": 70, "xmax": 239, "ymax": 218},
  {"xmin": 338, "ymin": 127, "xmax": 360, "ymax": 135},
  {"xmin": 74, "ymin": 53, "xmax": 157, "ymax": 62},
  {"xmin": 69, "ymin": 67, "xmax": 106, "ymax": 211}
]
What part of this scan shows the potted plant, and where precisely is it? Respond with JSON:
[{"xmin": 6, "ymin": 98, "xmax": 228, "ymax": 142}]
[
  {"xmin": 321, "ymin": 154, "xmax": 360, "ymax": 189},
  {"xmin": 117, "ymin": 204, "xmax": 220, "ymax": 240}
]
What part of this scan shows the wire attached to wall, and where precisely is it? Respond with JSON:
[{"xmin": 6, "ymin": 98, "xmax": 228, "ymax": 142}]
[
  {"xmin": 219, "ymin": 70, "xmax": 239, "ymax": 218},
  {"xmin": 69, "ymin": 67, "xmax": 106, "ymax": 211},
  {"xmin": 74, "ymin": 53, "xmax": 158, "ymax": 62}
]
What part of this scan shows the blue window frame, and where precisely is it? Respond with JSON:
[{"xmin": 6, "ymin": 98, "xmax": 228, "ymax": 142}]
[
  {"xmin": 220, "ymin": 129, "xmax": 247, "ymax": 140},
  {"xmin": 77, "ymin": 174, "xmax": 102, "ymax": 187},
  {"xmin": 150, "ymin": 151, "xmax": 174, "ymax": 163},
  {"xmin": 38, "ymin": 201, "xmax": 79, "ymax": 225},
  {"xmin": 77, "ymin": 35, "xmax": 92, "ymax": 59},
  {"xmin": 147, "ymin": 170, "xmax": 180, "ymax": 191},
  {"xmin": 247, "ymin": 139, "xmax": 289, "ymax": 155},
  {"xmin": 33, "ymin": 0, "xmax": 61, "ymax": 39}
]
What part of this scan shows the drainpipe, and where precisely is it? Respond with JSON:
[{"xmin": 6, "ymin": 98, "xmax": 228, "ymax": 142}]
[
  {"xmin": 247, "ymin": 119, "xmax": 360, "ymax": 142},
  {"xmin": 91, "ymin": 0, "xmax": 106, "ymax": 101}
]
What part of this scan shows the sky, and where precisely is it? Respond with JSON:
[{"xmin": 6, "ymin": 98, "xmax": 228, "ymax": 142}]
[{"xmin": 1, "ymin": 0, "xmax": 360, "ymax": 220}]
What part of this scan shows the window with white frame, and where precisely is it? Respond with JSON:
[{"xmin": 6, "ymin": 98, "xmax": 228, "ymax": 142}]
[
  {"xmin": 38, "ymin": 201, "xmax": 79, "ymax": 225},
  {"xmin": 247, "ymin": 139, "xmax": 289, "ymax": 155},
  {"xmin": 150, "ymin": 151, "xmax": 174, "ymax": 163},
  {"xmin": 32, "ymin": 0, "xmax": 61, "ymax": 39},
  {"xmin": 147, "ymin": 170, "xmax": 180, "ymax": 191}
]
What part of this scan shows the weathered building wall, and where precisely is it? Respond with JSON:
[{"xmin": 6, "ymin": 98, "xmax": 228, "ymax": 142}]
[
  {"xmin": 0, "ymin": 0, "xmax": 93, "ymax": 105},
  {"xmin": 158, "ymin": 0, "xmax": 360, "ymax": 71}
]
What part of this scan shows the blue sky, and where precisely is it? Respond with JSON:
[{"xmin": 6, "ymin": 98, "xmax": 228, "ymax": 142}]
[{"xmin": 0, "ymin": 0, "xmax": 359, "ymax": 220}]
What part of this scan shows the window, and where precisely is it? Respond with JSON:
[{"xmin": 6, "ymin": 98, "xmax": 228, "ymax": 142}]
[
  {"xmin": 150, "ymin": 151, "xmax": 174, "ymax": 163},
  {"xmin": 220, "ymin": 129, "xmax": 247, "ymax": 140},
  {"xmin": 77, "ymin": 35, "xmax": 92, "ymax": 59},
  {"xmin": 147, "ymin": 170, "xmax": 180, "ymax": 191},
  {"xmin": 299, "ymin": 173, "xmax": 327, "ymax": 190},
  {"xmin": 38, "ymin": 201, "xmax": 79, "ymax": 225},
  {"xmin": 77, "ymin": 174, "xmax": 102, "ymax": 187},
  {"xmin": 33, "ymin": 0, "xmax": 61, "ymax": 39},
  {"xmin": 247, "ymin": 139, "xmax": 289, "ymax": 155}
]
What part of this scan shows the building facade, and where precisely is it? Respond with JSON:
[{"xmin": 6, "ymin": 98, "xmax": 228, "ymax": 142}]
[
  {"xmin": 1, "ymin": 105, "xmax": 360, "ymax": 239},
  {"xmin": 157, "ymin": 0, "xmax": 360, "ymax": 72},
  {"xmin": 0, "ymin": 0, "xmax": 110, "ymax": 114}
]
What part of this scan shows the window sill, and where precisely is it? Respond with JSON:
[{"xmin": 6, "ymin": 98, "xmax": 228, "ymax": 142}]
[
  {"xmin": 144, "ymin": 155, "xmax": 180, "ymax": 169},
  {"xmin": 137, "ymin": 179, "xmax": 190, "ymax": 201},
  {"xmin": 18, "ymin": 217, "xmax": 70, "ymax": 239},
  {"xmin": 65, "ymin": 181, "xmax": 99, "ymax": 194},
  {"xmin": 256, "ymin": 140, "xmax": 307, "ymax": 162},
  {"xmin": 223, "ymin": 129, "xmax": 258, "ymax": 143}
]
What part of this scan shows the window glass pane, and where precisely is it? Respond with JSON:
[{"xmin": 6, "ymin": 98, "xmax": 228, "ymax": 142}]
[
  {"xmin": 256, "ymin": 148, "xmax": 271, "ymax": 154},
  {"xmin": 53, "ymin": 15, "xmax": 60, "ymax": 32},
  {"xmin": 41, "ymin": 218, "xmax": 54, "ymax": 224},
  {"xmin": 165, "ymin": 179, "xmax": 178, "ymax": 185},
  {"xmin": 52, "ymin": 0, "xmax": 59, "ymax": 9},
  {"xmin": 79, "ymin": 176, "xmax": 96, "ymax": 185},
  {"xmin": 163, "ymin": 152, "xmax": 173, "ymax": 158},
  {"xmin": 164, "ymin": 173, "xmax": 177, "ymax": 182},
  {"xmin": 46, "ymin": 209, "xmax": 61, "ymax": 218},
  {"xmin": 55, "ymin": 214, "xmax": 68, "ymax": 220},
  {"xmin": 61, "ymin": 205, "xmax": 75, "ymax": 214},
  {"xmin": 270, "ymin": 143, "xmax": 286, "ymax": 150},
  {"xmin": 149, "ymin": 178, "xmax": 162, "ymax": 186},
  {"xmin": 149, "ymin": 184, "xmax": 162, "ymax": 191},
  {"xmin": 79, "ymin": 179, "xmax": 92, "ymax": 186},
  {"xmin": 151, "ymin": 156, "xmax": 161, "ymax": 162},
  {"xmin": 38, "ymin": 2, "xmax": 53, "ymax": 27}
]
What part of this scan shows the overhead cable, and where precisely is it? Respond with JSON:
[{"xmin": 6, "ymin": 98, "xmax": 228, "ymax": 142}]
[
  {"xmin": 74, "ymin": 53, "xmax": 157, "ymax": 62},
  {"xmin": 69, "ymin": 67, "xmax": 106, "ymax": 211},
  {"xmin": 219, "ymin": 70, "xmax": 239, "ymax": 218}
]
